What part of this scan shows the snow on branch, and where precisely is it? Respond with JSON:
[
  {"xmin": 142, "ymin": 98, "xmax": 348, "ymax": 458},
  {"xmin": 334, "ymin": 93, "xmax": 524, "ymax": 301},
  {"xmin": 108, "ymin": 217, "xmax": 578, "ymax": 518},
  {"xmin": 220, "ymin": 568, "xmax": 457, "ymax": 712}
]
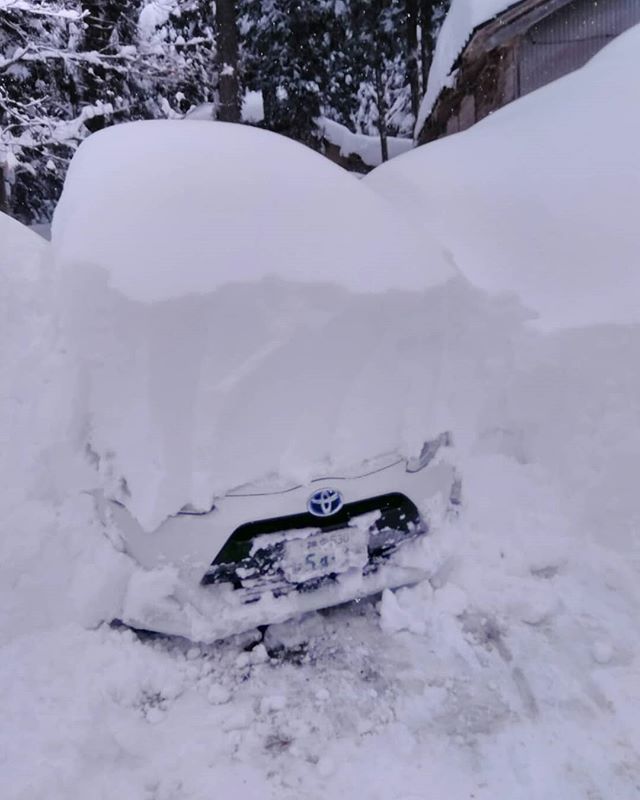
[
  {"xmin": 0, "ymin": 46, "xmax": 136, "ymax": 73},
  {"xmin": 0, "ymin": 0, "xmax": 83, "ymax": 21}
]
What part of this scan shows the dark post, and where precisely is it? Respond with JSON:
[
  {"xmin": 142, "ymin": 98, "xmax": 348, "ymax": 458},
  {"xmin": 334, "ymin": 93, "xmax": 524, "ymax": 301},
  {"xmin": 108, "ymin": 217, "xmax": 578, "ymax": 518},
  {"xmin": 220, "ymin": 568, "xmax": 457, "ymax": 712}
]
[
  {"xmin": 374, "ymin": 63, "xmax": 389, "ymax": 162},
  {"xmin": 406, "ymin": 0, "xmax": 421, "ymax": 119},
  {"xmin": 216, "ymin": 0, "xmax": 241, "ymax": 123}
]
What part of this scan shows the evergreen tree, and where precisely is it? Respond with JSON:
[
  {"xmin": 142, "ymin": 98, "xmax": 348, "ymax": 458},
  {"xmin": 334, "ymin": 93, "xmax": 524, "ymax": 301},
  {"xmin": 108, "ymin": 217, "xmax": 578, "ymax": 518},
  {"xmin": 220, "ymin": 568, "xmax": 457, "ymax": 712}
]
[
  {"xmin": 240, "ymin": 0, "xmax": 336, "ymax": 147},
  {"xmin": 1, "ymin": 0, "xmax": 450, "ymax": 223},
  {"xmin": 1, "ymin": 0, "xmax": 216, "ymax": 223}
]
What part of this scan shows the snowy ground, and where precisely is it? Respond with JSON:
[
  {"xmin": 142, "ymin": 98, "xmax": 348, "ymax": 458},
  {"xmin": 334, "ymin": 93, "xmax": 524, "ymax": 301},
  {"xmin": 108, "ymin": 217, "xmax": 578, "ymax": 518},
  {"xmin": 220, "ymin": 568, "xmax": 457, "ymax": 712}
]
[
  {"xmin": 2, "ymin": 31, "xmax": 640, "ymax": 800},
  {"xmin": 2, "ymin": 251, "xmax": 639, "ymax": 797},
  {"xmin": 2, "ymin": 449, "xmax": 639, "ymax": 799}
]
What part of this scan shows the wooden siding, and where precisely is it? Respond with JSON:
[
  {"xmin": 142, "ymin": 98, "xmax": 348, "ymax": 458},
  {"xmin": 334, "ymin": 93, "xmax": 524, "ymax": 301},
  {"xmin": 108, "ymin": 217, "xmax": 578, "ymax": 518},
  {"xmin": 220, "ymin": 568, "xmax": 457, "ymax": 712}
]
[
  {"xmin": 518, "ymin": 0, "xmax": 640, "ymax": 95},
  {"xmin": 418, "ymin": 0, "xmax": 640, "ymax": 144}
]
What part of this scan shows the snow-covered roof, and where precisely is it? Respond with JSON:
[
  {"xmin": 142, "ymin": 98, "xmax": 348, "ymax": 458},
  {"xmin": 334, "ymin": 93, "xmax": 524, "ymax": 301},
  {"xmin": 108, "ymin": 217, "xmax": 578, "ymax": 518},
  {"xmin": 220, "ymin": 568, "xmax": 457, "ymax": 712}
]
[{"xmin": 416, "ymin": 0, "xmax": 523, "ymax": 134}]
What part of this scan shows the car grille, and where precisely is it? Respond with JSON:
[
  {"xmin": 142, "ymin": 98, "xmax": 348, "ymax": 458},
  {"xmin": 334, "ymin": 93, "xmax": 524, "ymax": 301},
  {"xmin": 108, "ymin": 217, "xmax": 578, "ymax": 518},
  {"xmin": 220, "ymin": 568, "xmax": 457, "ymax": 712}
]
[{"xmin": 201, "ymin": 492, "xmax": 426, "ymax": 599}]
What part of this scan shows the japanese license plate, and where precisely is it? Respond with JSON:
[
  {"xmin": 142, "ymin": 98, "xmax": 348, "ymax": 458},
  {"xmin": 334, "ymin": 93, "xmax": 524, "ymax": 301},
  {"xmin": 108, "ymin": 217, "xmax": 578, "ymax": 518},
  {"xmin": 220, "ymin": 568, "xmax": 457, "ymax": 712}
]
[{"xmin": 283, "ymin": 528, "xmax": 368, "ymax": 583}]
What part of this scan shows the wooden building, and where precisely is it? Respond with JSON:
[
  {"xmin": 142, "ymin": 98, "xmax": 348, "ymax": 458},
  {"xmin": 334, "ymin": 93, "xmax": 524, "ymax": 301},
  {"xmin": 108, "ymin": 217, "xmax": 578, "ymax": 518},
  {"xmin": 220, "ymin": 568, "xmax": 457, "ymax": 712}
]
[{"xmin": 417, "ymin": 0, "xmax": 640, "ymax": 144}]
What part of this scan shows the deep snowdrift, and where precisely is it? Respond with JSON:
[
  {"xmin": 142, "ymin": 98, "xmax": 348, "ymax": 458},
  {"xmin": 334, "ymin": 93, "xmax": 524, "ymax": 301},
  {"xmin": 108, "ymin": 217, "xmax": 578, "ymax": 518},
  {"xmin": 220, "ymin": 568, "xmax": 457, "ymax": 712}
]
[
  {"xmin": 370, "ymin": 25, "xmax": 640, "ymax": 329},
  {"xmin": 2, "ymin": 41, "xmax": 640, "ymax": 799},
  {"xmin": 52, "ymin": 120, "xmax": 452, "ymax": 303},
  {"xmin": 51, "ymin": 121, "xmax": 461, "ymax": 530},
  {"xmin": 0, "ymin": 213, "xmax": 50, "ymax": 502}
]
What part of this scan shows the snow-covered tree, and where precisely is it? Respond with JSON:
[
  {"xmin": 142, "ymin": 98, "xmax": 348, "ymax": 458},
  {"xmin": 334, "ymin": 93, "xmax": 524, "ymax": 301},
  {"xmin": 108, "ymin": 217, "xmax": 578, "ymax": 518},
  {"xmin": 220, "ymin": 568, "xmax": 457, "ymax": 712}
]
[
  {"xmin": 0, "ymin": 0, "xmax": 216, "ymax": 224},
  {"xmin": 240, "ymin": 0, "xmax": 448, "ymax": 159},
  {"xmin": 240, "ymin": 0, "xmax": 338, "ymax": 147},
  {"xmin": 1, "ymin": 0, "xmax": 450, "ymax": 222}
]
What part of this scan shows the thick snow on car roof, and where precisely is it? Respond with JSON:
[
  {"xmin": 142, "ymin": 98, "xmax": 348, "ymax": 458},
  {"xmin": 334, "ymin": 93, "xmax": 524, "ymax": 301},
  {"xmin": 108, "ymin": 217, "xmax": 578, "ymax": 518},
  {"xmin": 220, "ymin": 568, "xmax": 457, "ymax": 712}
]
[
  {"xmin": 52, "ymin": 120, "xmax": 453, "ymax": 303},
  {"xmin": 51, "ymin": 120, "xmax": 466, "ymax": 530},
  {"xmin": 369, "ymin": 25, "xmax": 640, "ymax": 330}
]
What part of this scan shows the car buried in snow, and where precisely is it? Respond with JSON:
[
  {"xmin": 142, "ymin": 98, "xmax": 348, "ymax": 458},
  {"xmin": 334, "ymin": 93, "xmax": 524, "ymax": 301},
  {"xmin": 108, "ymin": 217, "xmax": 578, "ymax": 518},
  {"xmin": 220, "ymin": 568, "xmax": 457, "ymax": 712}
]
[
  {"xmin": 96, "ymin": 435, "xmax": 460, "ymax": 640},
  {"xmin": 53, "ymin": 120, "xmax": 459, "ymax": 641}
]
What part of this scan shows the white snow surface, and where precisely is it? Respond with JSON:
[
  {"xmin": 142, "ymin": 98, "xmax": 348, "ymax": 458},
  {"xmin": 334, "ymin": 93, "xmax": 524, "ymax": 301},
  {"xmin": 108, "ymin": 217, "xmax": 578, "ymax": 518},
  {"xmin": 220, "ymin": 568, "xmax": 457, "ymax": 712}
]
[
  {"xmin": 370, "ymin": 26, "xmax": 640, "ymax": 330},
  {"xmin": 184, "ymin": 91, "xmax": 265, "ymax": 123},
  {"xmin": 318, "ymin": 117, "xmax": 414, "ymax": 167},
  {"xmin": 416, "ymin": 0, "xmax": 518, "ymax": 133},
  {"xmin": 2, "ymin": 48, "xmax": 640, "ymax": 799},
  {"xmin": 52, "ymin": 120, "xmax": 451, "ymax": 304},
  {"xmin": 51, "ymin": 120, "xmax": 455, "ymax": 529}
]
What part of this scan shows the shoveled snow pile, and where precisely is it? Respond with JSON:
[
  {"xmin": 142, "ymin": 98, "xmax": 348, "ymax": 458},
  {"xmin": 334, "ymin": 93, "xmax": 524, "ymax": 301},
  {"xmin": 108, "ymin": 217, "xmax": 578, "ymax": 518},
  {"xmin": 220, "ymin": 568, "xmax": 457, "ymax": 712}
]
[
  {"xmin": 370, "ymin": 25, "xmax": 640, "ymax": 329},
  {"xmin": 415, "ymin": 0, "xmax": 518, "ymax": 132}
]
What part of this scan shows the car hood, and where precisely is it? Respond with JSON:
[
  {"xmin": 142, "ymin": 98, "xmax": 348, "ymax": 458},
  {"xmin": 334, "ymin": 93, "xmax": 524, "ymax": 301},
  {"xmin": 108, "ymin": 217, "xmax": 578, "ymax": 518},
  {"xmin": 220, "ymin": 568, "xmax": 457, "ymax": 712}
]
[{"xmin": 223, "ymin": 452, "xmax": 405, "ymax": 498}]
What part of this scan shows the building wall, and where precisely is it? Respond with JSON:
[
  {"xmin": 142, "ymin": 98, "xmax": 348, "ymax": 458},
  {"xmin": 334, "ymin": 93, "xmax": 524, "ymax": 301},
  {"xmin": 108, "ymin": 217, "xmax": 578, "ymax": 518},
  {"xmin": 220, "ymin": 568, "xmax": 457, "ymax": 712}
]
[
  {"xmin": 419, "ymin": 0, "xmax": 640, "ymax": 144},
  {"xmin": 518, "ymin": 0, "xmax": 640, "ymax": 95}
]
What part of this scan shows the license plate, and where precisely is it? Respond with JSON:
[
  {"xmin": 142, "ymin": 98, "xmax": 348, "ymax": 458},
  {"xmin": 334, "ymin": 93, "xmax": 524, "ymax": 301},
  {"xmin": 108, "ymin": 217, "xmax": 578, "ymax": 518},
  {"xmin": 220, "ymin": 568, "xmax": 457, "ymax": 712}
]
[{"xmin": 282, "ymin": 528, "xmax": 368, "ymax": 583}]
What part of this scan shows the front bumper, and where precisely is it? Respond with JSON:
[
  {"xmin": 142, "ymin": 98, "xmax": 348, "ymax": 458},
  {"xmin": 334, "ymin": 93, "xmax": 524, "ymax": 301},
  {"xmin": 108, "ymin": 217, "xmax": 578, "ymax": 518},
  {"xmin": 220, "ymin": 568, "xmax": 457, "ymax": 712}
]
[
  {"xmin": 106, "ymin": 456, "xmax": 458, "ymax": 641},
  {"xmin": 202, "ymin": 492, "xmax": 425, "ymax": 601},
  {"xmin": 119, "ymin": 537, "xmax": 438, "ymax": 643}
]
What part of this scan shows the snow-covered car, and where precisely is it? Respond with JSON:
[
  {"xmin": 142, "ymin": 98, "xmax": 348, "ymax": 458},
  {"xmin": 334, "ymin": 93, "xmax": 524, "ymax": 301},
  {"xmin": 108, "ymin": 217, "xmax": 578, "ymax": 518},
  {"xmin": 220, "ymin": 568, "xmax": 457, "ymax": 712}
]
[
  {"xmin": 95, "ymin": 436, "xmax": 459, "ymax": 638},
  {"xmin": 90, "ymin": 437, "xmax": 460, "ymax": 639},
  {"xmin": 52, "ymin": 120, "xmax": 458, "ymax": 640}
]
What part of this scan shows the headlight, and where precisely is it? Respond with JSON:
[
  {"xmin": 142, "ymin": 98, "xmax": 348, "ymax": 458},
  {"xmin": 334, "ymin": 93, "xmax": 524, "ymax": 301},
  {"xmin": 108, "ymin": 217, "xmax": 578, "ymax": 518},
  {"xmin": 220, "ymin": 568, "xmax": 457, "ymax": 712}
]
[{"xmin": 406, "ymin": 431, "xmax": 452, "ymax": 473}]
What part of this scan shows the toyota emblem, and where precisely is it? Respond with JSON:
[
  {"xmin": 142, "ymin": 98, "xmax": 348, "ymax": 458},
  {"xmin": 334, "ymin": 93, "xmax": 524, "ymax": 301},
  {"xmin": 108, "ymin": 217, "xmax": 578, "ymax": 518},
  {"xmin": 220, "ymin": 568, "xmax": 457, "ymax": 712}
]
[{"xmin": 307, "ymin": 488, "xmax": 344, "ymax": 517}]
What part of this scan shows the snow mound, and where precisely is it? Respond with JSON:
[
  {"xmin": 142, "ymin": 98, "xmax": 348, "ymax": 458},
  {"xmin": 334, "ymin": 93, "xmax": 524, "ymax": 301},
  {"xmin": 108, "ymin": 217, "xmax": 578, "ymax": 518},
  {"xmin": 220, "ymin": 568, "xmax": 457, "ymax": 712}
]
[
  {"xmin": 369, "ymin": 26, "xmax": 640, "ymax": 329},
  {"xmin": 416, "ymin": 0, "xmax": 518, "ymax": 132},
  {"xmin": 52, "ymin": 120, "xmax": 453, "ymax": 304},
  {"xmin": 0, "ymin": 211, "xmax": 47, "ymax": 284},
  {"xmin": 0, "ymin": 213, "xmax": 49, "ymax": 495}
]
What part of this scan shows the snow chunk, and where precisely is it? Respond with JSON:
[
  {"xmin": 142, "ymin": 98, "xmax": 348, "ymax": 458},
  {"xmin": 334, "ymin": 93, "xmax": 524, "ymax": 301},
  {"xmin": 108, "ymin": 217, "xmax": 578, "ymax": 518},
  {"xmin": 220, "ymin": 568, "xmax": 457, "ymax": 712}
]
[
  {"xmin": 591, "ymin": 640, "xmax": 614, "ymax": 665},
  {"xmin": 52, "ymin": 120, "xmax": 452, "ymax": 304},
  {"xmin": 138, "ymin": 0, "xmax": 176, "ymax": 42},
  {"xmin": 369, "ymin": 27, "xmax": 640, "ymax": 329},
  {"xmin": 242, "ymin": 90, "xmax": 264, "ymax": 124}
]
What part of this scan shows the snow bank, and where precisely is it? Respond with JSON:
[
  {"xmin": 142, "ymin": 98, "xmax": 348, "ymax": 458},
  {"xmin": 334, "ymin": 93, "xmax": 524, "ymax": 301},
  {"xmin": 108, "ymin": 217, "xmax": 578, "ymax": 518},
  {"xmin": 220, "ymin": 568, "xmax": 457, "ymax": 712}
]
[
  {"xmin": 3, "ymin": 93, "xmax": 640, "ymax": 798},
  {"xmin": 0, "ymin": 213, "xmax": 127, "ymax": 643},
  {"xmin": 0, "ymin": 213, "xmax": 49, "ymax": 495},
  {"xmin": 369, "ymin": 26, "xmax": 640, "ymax": 329},
  {"xmin": 318, "ymin": 117, "xmax": 413, "ymax": 168},
  {"xmin": 416, "ymin": 0, "xmax": 517, "ymax": 132},
  {"xmin": 57, "ymin": 269, "xmax": 524, "ymax": 531},
  {"xmin": 52, "ymin": 120, "xmax": 452, "ymax": 303}
]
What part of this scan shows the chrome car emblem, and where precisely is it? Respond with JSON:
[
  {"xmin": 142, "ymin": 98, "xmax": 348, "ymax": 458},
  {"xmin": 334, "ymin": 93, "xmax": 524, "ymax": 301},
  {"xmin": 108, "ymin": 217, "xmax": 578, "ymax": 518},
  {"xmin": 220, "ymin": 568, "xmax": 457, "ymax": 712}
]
[{"xmin": 307, "ymin": 488, "xmax": 344, "ymax": 517}]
